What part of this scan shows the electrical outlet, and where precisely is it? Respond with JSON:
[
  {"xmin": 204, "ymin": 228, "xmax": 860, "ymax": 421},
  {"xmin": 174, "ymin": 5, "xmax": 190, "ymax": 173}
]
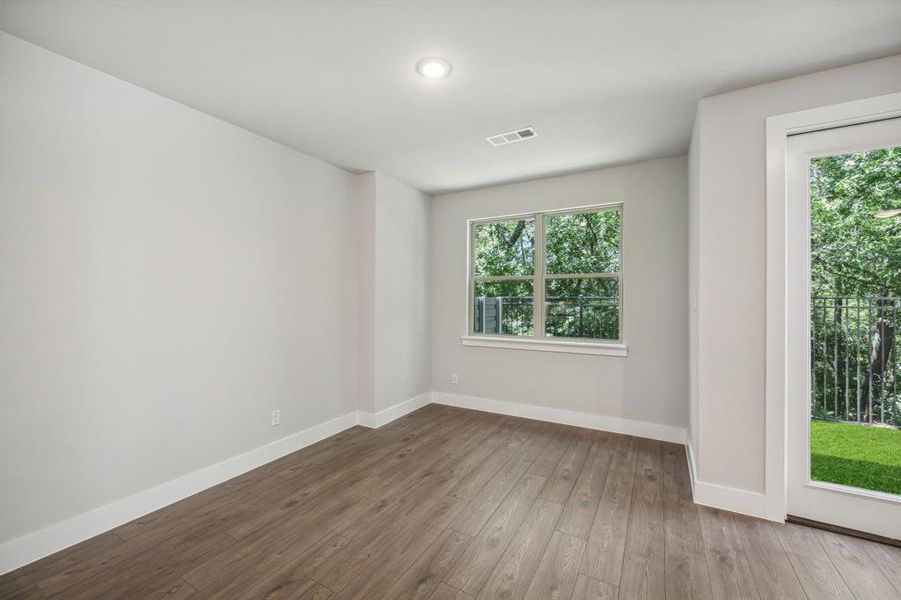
[
  {"xmin": 271, "ymin": 409, "xmax": 280, "ymax": 426},
  {"xmin": 451, "ymin": 373, "xmax": 459, "ymax": 385}
]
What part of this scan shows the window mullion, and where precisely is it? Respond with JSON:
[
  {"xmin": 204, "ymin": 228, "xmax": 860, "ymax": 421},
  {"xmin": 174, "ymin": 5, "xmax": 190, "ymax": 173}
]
[{"xmin": 534, "ymin": 213, "xmax": 545, "ymax": 339}]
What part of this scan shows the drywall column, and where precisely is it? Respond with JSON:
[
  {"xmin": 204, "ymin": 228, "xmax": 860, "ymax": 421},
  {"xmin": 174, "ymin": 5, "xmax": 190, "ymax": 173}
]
[{"xmin": 354, "ymin": 172, "xmax": 431, "ymax": 420}]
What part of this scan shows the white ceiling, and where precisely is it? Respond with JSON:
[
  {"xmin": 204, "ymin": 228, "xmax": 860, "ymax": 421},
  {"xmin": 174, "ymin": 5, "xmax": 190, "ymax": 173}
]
[{"xmin": 1, "ymin": 1, "xmax": 900, "ymax": 194}]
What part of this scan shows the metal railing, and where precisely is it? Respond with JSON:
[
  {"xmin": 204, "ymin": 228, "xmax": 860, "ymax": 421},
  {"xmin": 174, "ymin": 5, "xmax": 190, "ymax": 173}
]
[
  {"xmin": 474, "ymin": 296, "xmax": 533, "ymax": 336},
  {"xmin": 474, "ymin": 295, "xmax": 619, "ymax": 340},
  {"xmin": 811, "ymin": 296, "xmax": 900, "ymax": 427}
]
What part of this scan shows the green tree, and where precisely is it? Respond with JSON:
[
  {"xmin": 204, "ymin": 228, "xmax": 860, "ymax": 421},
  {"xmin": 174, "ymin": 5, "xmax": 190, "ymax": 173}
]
[{"xmin": 810, "ymin": 148, "xmax": 901, "ymax": 297}]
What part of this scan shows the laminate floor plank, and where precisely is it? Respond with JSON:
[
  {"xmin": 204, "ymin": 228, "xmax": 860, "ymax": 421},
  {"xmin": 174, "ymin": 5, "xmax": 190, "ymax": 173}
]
[
  {"xmin": 202, "ymin": 533, "xmax": 350, "ymax": 599},
  {"xmin": 617, "ymin": 438, "xmax": 665, "ymax": 600},
  {"xmin": 785, "ymin": 551, "xmax": 854, "ymax": 600},
  {"xmin": 444, "ymin": 473, "xmax": 547, "ymax": 596},
  {"xmin": 861, "ymin": 541, "xmax": 901, "ymax": 597},
  {"xmin": 539, "ymin": 429, "xmax": 593, "ymax": 505},
  {"xmin": 451, "ymin": 452, "xmax": 533, "ymax": 537},
  {"xmin": 475, "ymin": 498, "xmax": 563, "ymax": 600},
  {"xmin": 3, "ymin": 406, "xmax": 900, "ymax": 600},
  {"xmin": 308, "ymin": 463, "xmax": 469, "ymax": 592},
  {"xmin": 528, "ymin": 427, "xmax": 572, "ymax": 478},
  {"xmin": 731, "ymin": 515, "xmax": 807, "ymax": 600},
  {"xmin": 816, "ymin": 529, "xmax": 900, "ymax": 600},
  {"xmin": 696, "ymin": 507, "xmax": 760, "ymax": 600},
  {"xmin": 556, "ymin": 433, "xmax": 616, "ymax": 539},
  {"xmin": 325, "ymin": 496, "xmax": 467, "ymax": 598},
  {"xmin": 522, "ymin": 530, "xmax": 585, "ymax": 600},
  {"xmin": 383, "ymin": 528, "xmax": 473, "ymax": 600},
  {"xmin": 571, "ymin": 574, "xmax": 618, "ymax": 600},
  {"xmin": 450, "ymin": 421, "xmax": 530, "ymax": 500},
  {"xmin": 773, "ymin": 521, "xmax": 830, "ymax": 561},
  {"xmin": 431, "ymin": 582, "xmax": 476, "ymax": 600},
  {"xmin": 580, "ymin": 434, "xmax": 639, "ymax": 587},
  {"xmin": 662, "ymin": 443, "xmax": 711, "ymax": 600}
]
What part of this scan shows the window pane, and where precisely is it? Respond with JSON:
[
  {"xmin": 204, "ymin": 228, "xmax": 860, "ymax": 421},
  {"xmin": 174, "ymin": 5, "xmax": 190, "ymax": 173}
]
[
  {"xmin": 545, "ymin": 278, "xmax": 619, "ymax": 340},
  {"xmin": 473, "ymin": 219, "xmax": 535, "ymax": 276},
  {"xmin": 545, "ymin": 210, "xmax": 620, "ymax": 274},
  {"xmin": 473, "ymin": 280, "xmax": 534, "ymax": 336}
]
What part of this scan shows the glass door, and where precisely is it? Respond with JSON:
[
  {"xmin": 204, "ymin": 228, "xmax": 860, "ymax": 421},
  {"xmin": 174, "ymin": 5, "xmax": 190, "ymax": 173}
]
[{"xmin": 786, "ymin": 117, "xmax": 901, "ymax": 540}]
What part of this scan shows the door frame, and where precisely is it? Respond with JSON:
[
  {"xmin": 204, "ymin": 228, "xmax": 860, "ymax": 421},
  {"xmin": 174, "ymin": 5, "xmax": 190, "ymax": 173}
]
[{"xmin": 764, "ymin": 92, "xmax": 901, "ymax": 523}]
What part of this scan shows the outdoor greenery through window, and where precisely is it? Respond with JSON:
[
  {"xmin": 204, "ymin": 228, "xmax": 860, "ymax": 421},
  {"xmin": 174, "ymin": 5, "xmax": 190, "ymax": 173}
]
[
  {"xmin": 809, "ymin": 145, "xmax": 901, "ymax": 495},
  {"xmin": 470, "ymin": 204, "xmax": 622, "ymax": 342}
]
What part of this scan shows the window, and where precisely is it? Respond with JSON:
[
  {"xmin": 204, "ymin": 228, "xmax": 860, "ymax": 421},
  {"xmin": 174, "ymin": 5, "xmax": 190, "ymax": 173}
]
[{"xmin": 468, "ymin": 204, "xmax": 623, "ymax": 352}]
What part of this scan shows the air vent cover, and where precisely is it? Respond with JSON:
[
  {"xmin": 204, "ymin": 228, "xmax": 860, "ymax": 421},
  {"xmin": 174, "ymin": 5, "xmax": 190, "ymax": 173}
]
[{"xmin": 486, "ymin": 127, "xmax": 538, "ymax": 147}]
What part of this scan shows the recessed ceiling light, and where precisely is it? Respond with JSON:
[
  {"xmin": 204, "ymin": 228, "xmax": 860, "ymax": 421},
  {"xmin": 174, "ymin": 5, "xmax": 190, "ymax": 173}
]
[{"xmin": 416, "ymin": 57, "xmax": 452, "ymax": 80}]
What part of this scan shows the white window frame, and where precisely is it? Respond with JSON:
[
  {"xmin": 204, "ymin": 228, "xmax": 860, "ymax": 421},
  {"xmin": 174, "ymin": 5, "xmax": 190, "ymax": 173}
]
[{"xmin": 462, "ymin": 202, "xmax": 627, "ymax": 357}]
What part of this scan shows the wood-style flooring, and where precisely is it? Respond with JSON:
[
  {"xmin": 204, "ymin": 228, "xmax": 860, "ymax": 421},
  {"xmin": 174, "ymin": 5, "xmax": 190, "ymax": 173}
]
[{"xmin": 2, "ymin": 404, "xmax": 900, "ymax": 599}]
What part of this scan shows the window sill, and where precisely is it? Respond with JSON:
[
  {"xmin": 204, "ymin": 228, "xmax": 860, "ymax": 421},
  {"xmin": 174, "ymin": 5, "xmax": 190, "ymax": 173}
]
[{"xmin": 460, "ymin": 335, "xmax": 628, "ymax": 357}]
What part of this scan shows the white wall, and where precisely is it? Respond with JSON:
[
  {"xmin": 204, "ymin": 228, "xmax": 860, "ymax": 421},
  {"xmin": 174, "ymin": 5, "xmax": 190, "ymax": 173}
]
[
  {"xmin": 353, "ymin": 173, "xmax": 377, "ymax": 415},
  {"xmin": 354, "ymin": 172, "xmax": 431, "ymax": 415},
  {"xmin": 688, "ymin": 114, "xmax": 700, "ymax": 470},
  {"xmin": 691, "ymin": 54, "xmax": 901, "ymax": 498},
  {"xmin": 0, "ymin": 33, "xmax": 358, "ymax": 542},
  {"xmin": 373, "ymin": 174, "xmax": 431, "ymax": 412},
  {"xmin": 430, "ymin": 156, "xmax": 688, "ymax": 432}
]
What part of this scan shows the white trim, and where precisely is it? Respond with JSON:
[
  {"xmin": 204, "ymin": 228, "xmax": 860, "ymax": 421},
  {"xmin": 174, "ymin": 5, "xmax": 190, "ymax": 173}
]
[
  {"xmin": 0, "ymin": 411, "xmax": 359, "ymax": 575},
  {"xmin": 805, "ymin": 480, "xmax": 901, "ymax": 506},
  {"xmin": 686, "ymin": 440, "xmax": 698, "ymax": 500},
  {"xmin": 764, "ymin": 92, "xmax": 901, "ymax": 524},
  {"xmin": 355, "ymin": 391, "xmax": 432, "ymax": 428},
  {"xmin": 461, "ymin": 335, "xmax": 628, "ymax": 357},
  {"xmin": 431, "ymin": 391, "xmax": 684, "ymax": 444},
  {"xmin": 467, "ymin": 201, "xmax": 623, "ymax": 225},
  {"xmin": 692, "ymin": 481, "xmax": 769, "ymax": 520}
]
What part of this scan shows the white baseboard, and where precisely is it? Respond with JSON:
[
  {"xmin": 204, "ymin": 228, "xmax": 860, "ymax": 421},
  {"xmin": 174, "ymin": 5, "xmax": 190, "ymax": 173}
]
[
  {"xmin": 356, "ymin": 391, "xmax": 432, "ymax": 429},
  {"xmin": 684, "ymin": 437, "xmax": 769, "ymax": 519},
  {"xmin": 691, "ymin": 480, "xmax": 769, "ymax": 520},
  {"xmin": 432, "ymin": 391, "xmax": 687, "ymax": 445},
  {"xmin": 0, "ymin": 411, "xmax": 358, "ymax": 575}
]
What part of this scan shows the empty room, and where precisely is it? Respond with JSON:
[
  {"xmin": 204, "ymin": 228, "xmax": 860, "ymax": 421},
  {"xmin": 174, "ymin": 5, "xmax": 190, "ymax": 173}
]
[{"xmin": 1, "ymin": 1, "xmax": 901, "ymax": 598}]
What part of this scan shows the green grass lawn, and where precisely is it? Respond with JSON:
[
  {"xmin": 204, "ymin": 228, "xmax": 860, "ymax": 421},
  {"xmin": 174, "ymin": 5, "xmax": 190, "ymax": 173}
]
[{"xmin": 810, "ymin": 420, "xmax": 901, "ymax": 495}]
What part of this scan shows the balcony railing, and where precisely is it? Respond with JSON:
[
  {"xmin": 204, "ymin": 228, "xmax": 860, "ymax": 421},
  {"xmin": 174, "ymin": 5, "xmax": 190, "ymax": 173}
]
[
  {"xmin": 812, "ymin": 296, "xmax": 900, "ymax": 427},
  {"xmin": 474, "ymin": 295, "xmax": 619, "ymax": 340}
]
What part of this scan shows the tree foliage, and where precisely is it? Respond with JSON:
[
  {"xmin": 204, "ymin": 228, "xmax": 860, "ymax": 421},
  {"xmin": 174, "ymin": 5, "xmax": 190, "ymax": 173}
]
[
  {"xmin": 473, "ymin": 219, "xmax": 535, "ymax": 276},
  {"xmin": 810, "ymin": 148, "xmax": 901, "ymax": 297},
  {"xmin": 545, "ymin": 211, "xmax": 621, "ymax": 275},
  {"xmin": 472, "ymin": 210, "xmax": 621, "ymax": 339}
]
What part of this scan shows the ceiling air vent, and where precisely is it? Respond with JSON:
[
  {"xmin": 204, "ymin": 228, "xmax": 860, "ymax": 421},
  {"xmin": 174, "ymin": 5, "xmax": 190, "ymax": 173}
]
[{"xmin": 486, "ymin": 127, "xmax": 538, "ymax": 147}]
